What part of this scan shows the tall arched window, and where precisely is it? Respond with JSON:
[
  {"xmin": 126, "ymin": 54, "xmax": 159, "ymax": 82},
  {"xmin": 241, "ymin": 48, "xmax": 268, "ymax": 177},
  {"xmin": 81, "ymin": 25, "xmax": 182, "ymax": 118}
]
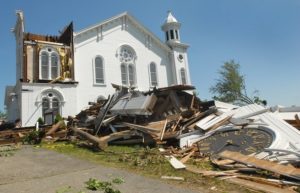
[
  {"xmin": 41, "ymin": 52, "xmax": 49, "ymax": 79},
  {"xmin": 52, "ymin": 98, "xmax": 60, "ymax": 116},
  {"xmin": 118, "ymin": 45, "xmax": 136, "ymax": 86},
  {"xmin": 180, "ymin": 68, "xmax": 187, "ymax": 85},
  {"xmin": 39, "ymin": 47, "xmax": 60, "ymax": 80},
  {"xmin": 51, "ymin": 53, "xmax": 59, "ymax": 79},
  {"xmin": 42, "ymin": 98, "xmax": 50, "ymax": 116},
  {"xmin": 40, "ymin": 91, "xmax": 62, "ymax": 125},
  {"xmin": 121, "ymin": 64, "xmax": 128, "ymax": 85},
  {"xmin": 128, "ymin": 65, "xmax": 135, "ymax": 86},
  {"xmin": 94, "ymin": 56, "xmax": 105, "ymax": 84},
  {"xmin": 149, "ymin": 62, "xmax": 158, "ymax": 87}
]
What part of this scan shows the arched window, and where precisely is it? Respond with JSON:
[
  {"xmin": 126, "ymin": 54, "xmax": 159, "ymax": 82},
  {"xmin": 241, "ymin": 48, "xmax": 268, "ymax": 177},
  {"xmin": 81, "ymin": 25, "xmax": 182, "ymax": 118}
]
[
  {"xmin": 170, "ymin": 30, "xmax": 174, "ymax": 40},
  {"xmin": 51, "ymin": 53, "xmax": 59, "ymax": 79},
  {"xmin": 121, "ymin": 64, "xmax": 128, "ymax": 85},
  {"xmin": 41, "ymin": 52, "xmax": 49, "ymax": 79},
  {"xmin": 180, "ymin": 68, "xmax": 187, "ymax": 85},
  {"xmin": 52, "ymin": 98, "xmax": 60, "ymax": 116},
  {"xmin": 128, "ymin": 65, "xmax": 135, "ymax": 86},
  {"xmin": 118, "ymin": 45, "xmax": 136, "ymax": 86},
  {"xmin": 42, "ymin": 98, "xmax": 50, "ymax": 116},
  {"xmin": 39, "ymin": 47, "xmax": 60, "ymax": 80},
  {"xmin": 149, "ymin": 62, "xmax": 158, "ymax": 87},
  {"xmin": 40, "ymin": 91, "xmax": 62, "ymax": 125},
  {"xmin": 94, "ymin": 56, "xmax": 105, "ymax": 84}
]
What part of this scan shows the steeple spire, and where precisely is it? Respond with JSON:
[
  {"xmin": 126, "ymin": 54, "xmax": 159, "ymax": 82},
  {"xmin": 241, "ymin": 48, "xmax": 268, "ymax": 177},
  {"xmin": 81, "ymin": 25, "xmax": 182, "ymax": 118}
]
[{"xmin": 161, "ymin": 11, "xmax": 181, "ymax": 44}]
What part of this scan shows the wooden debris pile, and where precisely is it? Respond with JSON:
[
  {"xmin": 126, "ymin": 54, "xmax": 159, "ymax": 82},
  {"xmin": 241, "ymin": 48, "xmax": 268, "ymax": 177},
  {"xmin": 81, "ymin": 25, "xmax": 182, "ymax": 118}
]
[
  {"xmin": 1, "ymin": 84, "xmax": 300, "ymax": 192},
  {"xmin": 67, "ymin": 84, "xmax": 203, "ymax": 149}
]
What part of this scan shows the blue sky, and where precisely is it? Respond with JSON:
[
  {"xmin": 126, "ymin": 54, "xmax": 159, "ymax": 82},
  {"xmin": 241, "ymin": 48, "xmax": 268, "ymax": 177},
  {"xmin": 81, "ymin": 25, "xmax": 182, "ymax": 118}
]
[{"xmin": 1, "ymin": 0, "xmax": 300, "ymax": 112}]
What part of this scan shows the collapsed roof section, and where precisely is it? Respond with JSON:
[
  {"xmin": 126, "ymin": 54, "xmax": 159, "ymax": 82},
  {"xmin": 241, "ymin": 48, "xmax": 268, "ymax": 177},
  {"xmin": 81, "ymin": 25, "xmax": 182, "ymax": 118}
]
[{"xmin": 23, "ymin": 22, "xmax": 73, "ymax": 46}]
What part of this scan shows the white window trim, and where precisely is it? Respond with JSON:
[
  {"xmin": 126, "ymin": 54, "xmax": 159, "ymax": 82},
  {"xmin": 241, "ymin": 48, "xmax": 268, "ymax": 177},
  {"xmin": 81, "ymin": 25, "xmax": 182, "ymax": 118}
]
[
  {"xmin": 41, "ymin": 95, "xmax": 62, "ymax": 116},
  {"xmin": 92, "ymin": 55, "xmax": 106, "ymax": 86},
  {"xmin": 117, "ymin": 45, "xmax": 137, "ymax": 87},
  {"xmin": 39, "ymin": 47, "xmax": 60, "ymax": 80},
  {"xmin": 120, "ymin": 63, "xmax": 136, "ymax": 87},
  {"xmin": 149, "ymin": 62, "xmax": 158, "ymax": 87}
]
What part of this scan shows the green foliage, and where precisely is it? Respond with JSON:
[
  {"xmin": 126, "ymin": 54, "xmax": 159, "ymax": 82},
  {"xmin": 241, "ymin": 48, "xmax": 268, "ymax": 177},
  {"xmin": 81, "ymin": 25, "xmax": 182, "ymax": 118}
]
[
  {"xmin": 42, "ymin": 142, "xmax": 257, "ymax": 193},
  {"xmin": 37, "ymin": 117, "xmax": 44, "ymax": 125},
  {"xmin": 118, "ymin": 146, "xmax": 166, "ymax": 167},
  {"xmin": 252, "ymin": 90, "xmax": 267, "ymax": 106},
  {"xmin": 55, "ymin": 186, "xmax": 72, "ymax": 193},
  {"xmin": 210, "ymin": 60, "xmax": 245, "ymax": 103},
  {"xmin": 85, "ymin": 178, "xmax": 123, "ymax": 193},
  {"xmin": 0, "ymin": 110, "xmax": 7, "ymax": 119},
  {"xmin": 210, "ymin": 60, "xmax": 267, "ymax": 105},
  {"xmin": 111, "ymin": 177, "xmax": 125, "ymax": 184},
  {"xmin": 22, "ymin": 130, "xmax": 45, "ymax": 144},
  {"xmin": 54, "ymin": 114, "xmax": 63, "ymax": 124},
  {"xmin": 0, "ymin": 145, "xmax": 18, "ymax": 157}
]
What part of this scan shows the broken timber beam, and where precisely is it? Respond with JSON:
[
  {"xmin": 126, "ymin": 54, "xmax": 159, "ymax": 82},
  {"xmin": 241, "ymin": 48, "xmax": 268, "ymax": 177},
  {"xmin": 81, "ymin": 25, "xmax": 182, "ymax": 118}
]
[
  {"xmin": 98, "ymin": 130, "xmax": 140, "ymax": 149},
  {"xmin": 219, "ymin": 150, "xmax": 300, "ymax": 181},
  {"xmin": 46, "ymin": 120, "xmax": 64, "ymax": 136},
  {"xmin": 70, "ymin": 127, "xmax": 103, "ymax": 148}
]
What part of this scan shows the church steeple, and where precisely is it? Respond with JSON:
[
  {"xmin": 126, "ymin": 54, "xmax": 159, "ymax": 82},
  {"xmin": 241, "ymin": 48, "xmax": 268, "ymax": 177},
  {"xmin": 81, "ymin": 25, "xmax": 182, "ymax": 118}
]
[{"xmin": 161, "ymin": 11, "xmax": 181, "ymax": 44}]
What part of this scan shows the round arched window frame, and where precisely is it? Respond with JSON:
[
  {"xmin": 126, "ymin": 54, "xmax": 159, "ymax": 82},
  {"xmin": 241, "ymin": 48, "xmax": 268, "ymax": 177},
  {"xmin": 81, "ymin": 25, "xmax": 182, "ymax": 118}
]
[
  {"xmin": 39, "ymin": 47, "xmax": 60, "ymax": 80},
  {"xmin": 117, "ymin": 45, "xmax": 137, "ymax": 86}
]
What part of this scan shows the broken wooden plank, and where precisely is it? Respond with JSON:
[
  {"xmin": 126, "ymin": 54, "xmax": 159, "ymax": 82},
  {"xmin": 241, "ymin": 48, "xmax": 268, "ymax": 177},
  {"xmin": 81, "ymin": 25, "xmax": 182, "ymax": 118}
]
[
  {"xmin": 295, "ymin": 114, "xmax": 300, "ymax": 126},
  {"xmin": 70, "ymin": 127, "xmax": 102, "ymax": 147},
  {"xmin": 95, "ymin": 94, "xmax": 113, "ymax": 135},
  {"xmin": 102, "ymin": 115, "xmax": 117, "ymax": 126},
  {"xmin": 180, "ymin": 148, "xmax": 196, "ymax": 164},
  {"xmin": 143, "ymin": 120, "xmax": 167, "ymax": 130},
  {"xmin": 224, "ymin": 177, "xmax": 296, "ymax": 193},
  {"xmin": 195, "ymin": 114, "xmax": 216, "ymax": 129},
  {"xmin": 196, "ymin": 113, "xmax": 233, "ymax": 131},
  {"xmin": 98, "ymin": 130, "xmax": 139, "ymax": 149},
  {"xmin": 161, "ymin": 176, "xmax": 184, "ymax": 181},
  {"xmin": 159, "ymin": 148, "xmax": 186, "ymax": 169},
  {"xmin": 208, "ymin": 115, "xmax": 232, "ymax": 131},
  {"xmin": 186, "ymin": 165, "xmax": 237, "ymax": 177},
  {"xmin": 46, "ymin": 120, "xmax": 64, "ymax": 136},
  {"xmin": 160, "ymin": 119, "xmax": 168, "ymax": 141},
  {"xmin": 121, "ymin": 122, "xmax": 161, "ymax": 133},
  {"xmin": 166, "ymin": 155, "xmax": 186, "ymax": 169},
  {"xmin": 219, "ymin": 150, "xmax": 300, "ymax": 181}
]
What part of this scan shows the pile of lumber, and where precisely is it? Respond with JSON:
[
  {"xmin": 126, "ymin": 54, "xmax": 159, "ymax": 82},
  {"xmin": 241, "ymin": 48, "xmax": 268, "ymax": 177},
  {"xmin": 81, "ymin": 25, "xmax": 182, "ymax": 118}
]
[{"xmin": 1, "ymin": 84, "xmax": 300, "ymax": 192}]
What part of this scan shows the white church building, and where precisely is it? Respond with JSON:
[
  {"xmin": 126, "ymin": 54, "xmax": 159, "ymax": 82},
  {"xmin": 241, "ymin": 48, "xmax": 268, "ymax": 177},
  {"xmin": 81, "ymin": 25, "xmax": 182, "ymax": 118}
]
[{"xmin": 4, "ymin": 11, "xmax": 191, "ymax": 127}]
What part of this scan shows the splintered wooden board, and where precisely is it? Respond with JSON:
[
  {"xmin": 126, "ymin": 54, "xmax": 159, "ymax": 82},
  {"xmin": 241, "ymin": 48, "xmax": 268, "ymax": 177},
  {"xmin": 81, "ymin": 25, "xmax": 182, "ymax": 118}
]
[
  {"xmin": 225, "ymin": 177, "xmax": 296, "ymax": 193},
  {"xmin": 219, "ymin": 150, "xmax": 300, "ymax": 180},
  {"xmin": 166, "ymin": 155, "xmax": 186, "ymax": 169}
]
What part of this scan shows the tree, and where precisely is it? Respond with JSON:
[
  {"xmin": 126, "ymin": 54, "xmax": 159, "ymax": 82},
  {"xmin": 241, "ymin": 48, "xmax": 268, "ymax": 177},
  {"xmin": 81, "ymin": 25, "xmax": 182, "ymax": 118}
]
[
  {"xmin": 0, "ymin": 110, "xmax": 6, "ymax": 120},
  {"xmin": 210, "ymin": 60, "xmax": 267, "ymax": 105},
  {"xmin": 210, "ymin": 60, "xmax": 246, "ymax": 103}
]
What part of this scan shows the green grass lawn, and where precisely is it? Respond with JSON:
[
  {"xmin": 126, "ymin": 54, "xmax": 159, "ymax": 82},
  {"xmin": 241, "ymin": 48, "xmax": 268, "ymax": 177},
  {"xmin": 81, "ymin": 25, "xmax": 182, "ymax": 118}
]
[{"xmin": 39, "ymin": 141, "xmax": 259, "ymax": 193}]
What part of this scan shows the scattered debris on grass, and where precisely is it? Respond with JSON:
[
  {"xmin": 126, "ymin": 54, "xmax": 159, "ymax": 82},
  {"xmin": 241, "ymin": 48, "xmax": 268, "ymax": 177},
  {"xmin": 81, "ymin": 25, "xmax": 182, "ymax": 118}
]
[{"xmin": 2, "ymin": 84, "xmax": 300, "ymax": 192}]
